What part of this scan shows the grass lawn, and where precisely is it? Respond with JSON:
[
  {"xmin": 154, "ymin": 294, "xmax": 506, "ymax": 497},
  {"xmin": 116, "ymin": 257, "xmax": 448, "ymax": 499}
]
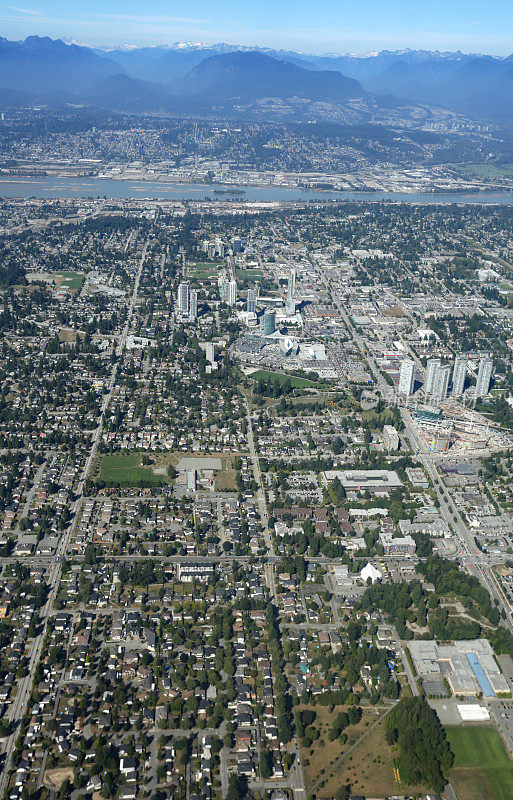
[
  {"xmin": 451, "ymin": 163, "xmax": 513, "ymax": 179},
  {"xmin": 361, "ymin": 408, "xmax": 397, "ymax": 423},
  {"xmin": 98, "ymin": 454, "xmax": 166, "ymax": 486},
  {"xmin": 446, "ymin": 725, "xmax": 513, "ymax": 800},
  {"xmin": 251, "ymin": 369, "xmax": 320, "ymax": 389}
]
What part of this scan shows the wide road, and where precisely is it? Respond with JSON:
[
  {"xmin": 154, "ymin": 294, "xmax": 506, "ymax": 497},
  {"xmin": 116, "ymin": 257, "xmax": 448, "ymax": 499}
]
[
  {"xmin": 244, "ymin": 396, "xmax": 278, "ymax": 608},
  {"xmin": 401, "ymin": 412, "xmax": 513, "ymax": 635},
  {"xmin": 310, "ymin": 252, "xmax": 513, "ymax": 635},
  {"xmin": 390, "ymin": 626, "xmax": 419, "ymax": 696},
  {"xmin": 243, "ymin": 393, "xmax": 305, "ymax": 797}
]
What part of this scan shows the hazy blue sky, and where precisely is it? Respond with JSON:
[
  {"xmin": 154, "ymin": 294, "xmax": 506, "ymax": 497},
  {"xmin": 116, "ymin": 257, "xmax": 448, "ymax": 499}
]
[{"xmin": 1, "ymin": 0, "xmax": 513, "ymax": 54}]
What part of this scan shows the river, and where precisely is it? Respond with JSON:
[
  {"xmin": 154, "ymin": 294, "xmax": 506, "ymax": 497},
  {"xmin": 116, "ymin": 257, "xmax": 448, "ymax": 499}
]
[{"xmin": 1, "ymin": 175, "xmax": 513, "ymax": 204}]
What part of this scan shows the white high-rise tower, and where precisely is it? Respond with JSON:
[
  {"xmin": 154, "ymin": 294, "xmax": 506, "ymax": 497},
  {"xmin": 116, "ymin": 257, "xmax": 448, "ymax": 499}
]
[
  {"xmin": 432, "ymin": 365, "xmax": 451, "ymax": 401},
  {"xmin": 177, "ymin": 282, "xmax": 189, "ymax": 314},
  {"xmin": 475, "ymin": 356, "xmax": 493, "ymax": 398},
  {"xmin": 205, "ymin": 342, "xmax": 215, "ymax": 364},
  {"xmin": 398, "ymin": 359, "xmax": 415, "ymax": 396},
  {"xmin": 189, "ymin": 289, "xmax": 198, "ymax": 320},
  {"xmin": 452, "ymin": 355, "xmax": 467, "ymax": 397},
  {"xmin": 424, "ymin": 358, "xmax": 441, "ymax": 396},
  {"xmin": 227, "ymin": 280, "xmax": 237, "ymax": 307}
]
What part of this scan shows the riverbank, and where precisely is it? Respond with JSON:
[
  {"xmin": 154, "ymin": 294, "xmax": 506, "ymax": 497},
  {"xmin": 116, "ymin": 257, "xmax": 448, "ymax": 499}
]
[{"xmin": 1, "ymin": 176, "xmax": 513, "ymax": 204}]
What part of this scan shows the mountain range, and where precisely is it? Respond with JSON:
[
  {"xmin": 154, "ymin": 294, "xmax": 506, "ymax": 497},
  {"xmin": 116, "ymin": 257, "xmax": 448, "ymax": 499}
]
[{"xmin": 0, "ymin": 35, "xmax": 512, "ymax": 122}]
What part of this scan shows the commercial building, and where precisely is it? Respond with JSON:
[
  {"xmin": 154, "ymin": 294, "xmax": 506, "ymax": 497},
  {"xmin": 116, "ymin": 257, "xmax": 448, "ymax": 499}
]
[
  {"xmin": 279, "ymin": 336, "xmax": 298, "ymax": 356},
  {"xmin": 405, "ymin": 467, "xmax": 429, "ymax": 488},
  {"xmin": 323, "ymin": 469, "xmax": 402, "ymax": 492},
  {"xmin": 398, "ymin": 358, "xmax": 415, "ymax": 396},
  {"xmin": 475, "ymin": 356, "xmax": 493, "ymax": 398},
  {"xmin": 187, "ymin": 470, "xmax": 196, "ymax": 492},
  {"xmin": 452, "ymin": 354, "xmax": 467, "ymax": 397}
]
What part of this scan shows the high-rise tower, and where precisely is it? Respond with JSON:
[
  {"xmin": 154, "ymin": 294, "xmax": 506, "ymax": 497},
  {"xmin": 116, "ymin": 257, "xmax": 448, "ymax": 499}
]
[
  {"xmin": 177, "ymin": 282, "xmax": 189, "ymax": 314},
  {"xmin": 475, "ymin": 356, "xmax": 493, "ymax": 398},
  {"xmin": 398, "ymin": 359, "xmax": 415, "ymax": 396},
  {"xmin": 424, "ymin": 358, "xmax": 441, "ymax": 396},
  {"xmin": 452, "ymin": 355, "xmax": 467, "ymax": 397}
]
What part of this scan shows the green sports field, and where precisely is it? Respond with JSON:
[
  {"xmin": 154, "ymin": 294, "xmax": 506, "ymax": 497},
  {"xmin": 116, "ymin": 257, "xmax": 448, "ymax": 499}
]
[
  {"xmin": 57, "ymin": 271, "xmax": 84, "ymax": 292},
  {"xmin": 99, "ymin": 454, "xmax": 166, "ymax": 486},
  {"xmin": 237, "ymin": 268, "xmax": 263, "ymax": 278},
  {"xmin": 187, "ymin": 262, "xmax": 222, "ymax": 278},
  {"xmin": 446, "ymin": 726, "xmax": 513, "ymax": 800}
]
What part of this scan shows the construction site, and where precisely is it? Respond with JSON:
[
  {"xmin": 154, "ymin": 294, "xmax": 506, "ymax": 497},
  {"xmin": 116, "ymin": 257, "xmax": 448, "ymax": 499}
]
[{"xmin": 410, "ymin": 401, "xmax": 513, "ymax": 454}]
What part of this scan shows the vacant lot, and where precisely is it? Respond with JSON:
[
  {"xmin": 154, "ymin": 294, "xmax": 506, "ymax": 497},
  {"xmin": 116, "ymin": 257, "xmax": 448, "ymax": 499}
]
[
  {"xmin": 44, "ymin": 767, "xmax": 74, "ymax": 790},
  {"xmin": 311, "ymin": 710, "xmax": 423, "ymax": 799},
  {"xmin": 300, "ymin": 705, "xmax": 357, "ymax": 790},
  {"xmin": 446, "ymin": 725, "xmax": 513, "ymax": 800},
  {"xmin": 215, "ymin": 465, "xmax": 237, "ymax": 491},
  {"xmin": 298, "ymin": 705, "xmax": 414, "ymax": 798}
]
